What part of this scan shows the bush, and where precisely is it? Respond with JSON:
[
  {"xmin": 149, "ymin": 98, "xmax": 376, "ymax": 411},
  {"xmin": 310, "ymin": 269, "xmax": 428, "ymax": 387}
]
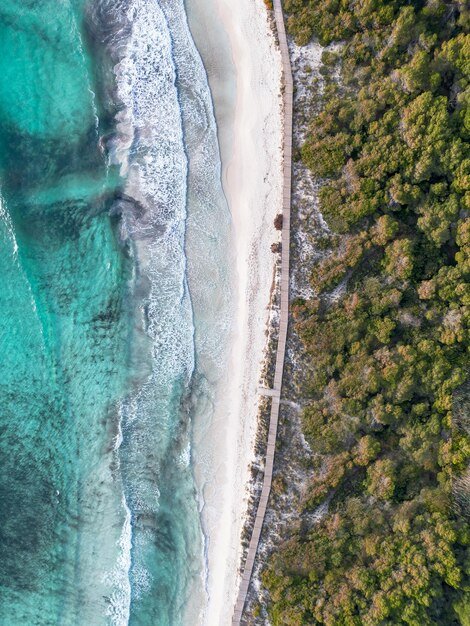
[
  {"xmin": 262, "ymin": 1, "xmax": 470, "ymax": 623},
  {"xmin": 274, "ymin": 213, "xmax": 283, "ymax": 230}
]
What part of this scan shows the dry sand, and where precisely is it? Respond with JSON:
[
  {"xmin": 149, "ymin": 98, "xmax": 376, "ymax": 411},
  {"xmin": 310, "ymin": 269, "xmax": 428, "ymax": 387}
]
[{"xmin": 185, "ymin": 0, "xmax": 283, "ymax": 623}]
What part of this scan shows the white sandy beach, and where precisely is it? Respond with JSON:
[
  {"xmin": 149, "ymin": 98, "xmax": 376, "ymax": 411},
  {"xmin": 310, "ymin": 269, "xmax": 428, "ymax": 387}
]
[{"xmin": 185, "ymin": 0, "xmax": 283, "ymax": 623}]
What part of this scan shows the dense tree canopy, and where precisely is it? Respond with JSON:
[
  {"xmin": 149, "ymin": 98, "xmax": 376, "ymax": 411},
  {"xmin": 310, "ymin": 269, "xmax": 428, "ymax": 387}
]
[{"xmin": 263, "ymin": 1, "xmax": 470, "ymax": 624}]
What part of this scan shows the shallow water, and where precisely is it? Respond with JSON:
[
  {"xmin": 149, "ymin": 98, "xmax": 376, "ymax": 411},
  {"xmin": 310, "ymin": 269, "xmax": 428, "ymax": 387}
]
[
  {"xmin": 0, "ymin": 1, "xmax": 231, "ymax": 624},
  {"xmin": 0, "ymin": 0, "xmax": 130, "ymax": 622}
]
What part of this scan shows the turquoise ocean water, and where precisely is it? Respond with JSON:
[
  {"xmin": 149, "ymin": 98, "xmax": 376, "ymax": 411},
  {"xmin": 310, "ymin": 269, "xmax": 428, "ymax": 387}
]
[{"xmin": 0, "ymin": 1, "xmax": 230, "ymax": 624}]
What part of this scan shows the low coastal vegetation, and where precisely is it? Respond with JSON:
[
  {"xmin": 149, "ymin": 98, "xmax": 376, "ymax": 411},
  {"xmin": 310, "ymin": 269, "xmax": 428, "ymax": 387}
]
[{"xmin": 263, "ymin": 1, "xmax": 470, "ymax": 624}]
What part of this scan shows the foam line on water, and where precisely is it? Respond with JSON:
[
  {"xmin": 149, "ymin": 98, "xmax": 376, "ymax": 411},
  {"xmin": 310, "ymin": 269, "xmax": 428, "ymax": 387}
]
[
  {"xmin": 101, "ymin": 401, "xmax": 133, "ymax": 626},
  {"xmin": 106, "ymin": 0, "xmax": 199, "ymax": 621},
  {"xmin": 102, "ymin": 497, "xmax": 132, "ymax": 626},
  {"xmin": 0, "ymin": 191, "xmax": 19, "ymax": 257}
]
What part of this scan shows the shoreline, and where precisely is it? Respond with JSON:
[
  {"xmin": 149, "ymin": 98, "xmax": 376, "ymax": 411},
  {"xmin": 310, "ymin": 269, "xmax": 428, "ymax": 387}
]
[{"xmin": 185, "ymin": 0, "xmax": 283, "ymax": 623}]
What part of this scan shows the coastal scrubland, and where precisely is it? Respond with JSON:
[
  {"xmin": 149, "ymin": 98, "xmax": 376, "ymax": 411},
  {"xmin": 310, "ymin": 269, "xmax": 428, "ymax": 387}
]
[{"xmin": 262, "ymin": 1, "xmax": 470, "ymax": 624}]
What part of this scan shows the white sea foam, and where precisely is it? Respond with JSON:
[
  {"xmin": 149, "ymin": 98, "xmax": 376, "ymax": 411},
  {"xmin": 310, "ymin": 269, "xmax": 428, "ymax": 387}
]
[
  {"xmin": 68, "ymin": 6, "xmax": 100, "ymax": 136},
  {"xmin": 0, "ymin": 192, "xmax": 18, "ymax": 257},
  {"xmin": 107, "ymin": 0, "xmax": 198, "ymax": 621},
  {"xmin": 102, "ymin": 498, "xmax": 132, "ymax": 626},
  {"xmin": 115, "ymin": 0, "xmax": 194, "ymax": 381},
  {"xmin": 178, "ymin": 440, "xmax": 191, "ymax": 468}
]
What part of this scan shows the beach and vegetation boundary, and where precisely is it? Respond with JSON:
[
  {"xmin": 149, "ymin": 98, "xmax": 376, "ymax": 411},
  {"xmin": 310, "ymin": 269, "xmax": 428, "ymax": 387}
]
[{"xmin": 231, "ymin": 1, "xmax": 293, "ymax": 623}]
